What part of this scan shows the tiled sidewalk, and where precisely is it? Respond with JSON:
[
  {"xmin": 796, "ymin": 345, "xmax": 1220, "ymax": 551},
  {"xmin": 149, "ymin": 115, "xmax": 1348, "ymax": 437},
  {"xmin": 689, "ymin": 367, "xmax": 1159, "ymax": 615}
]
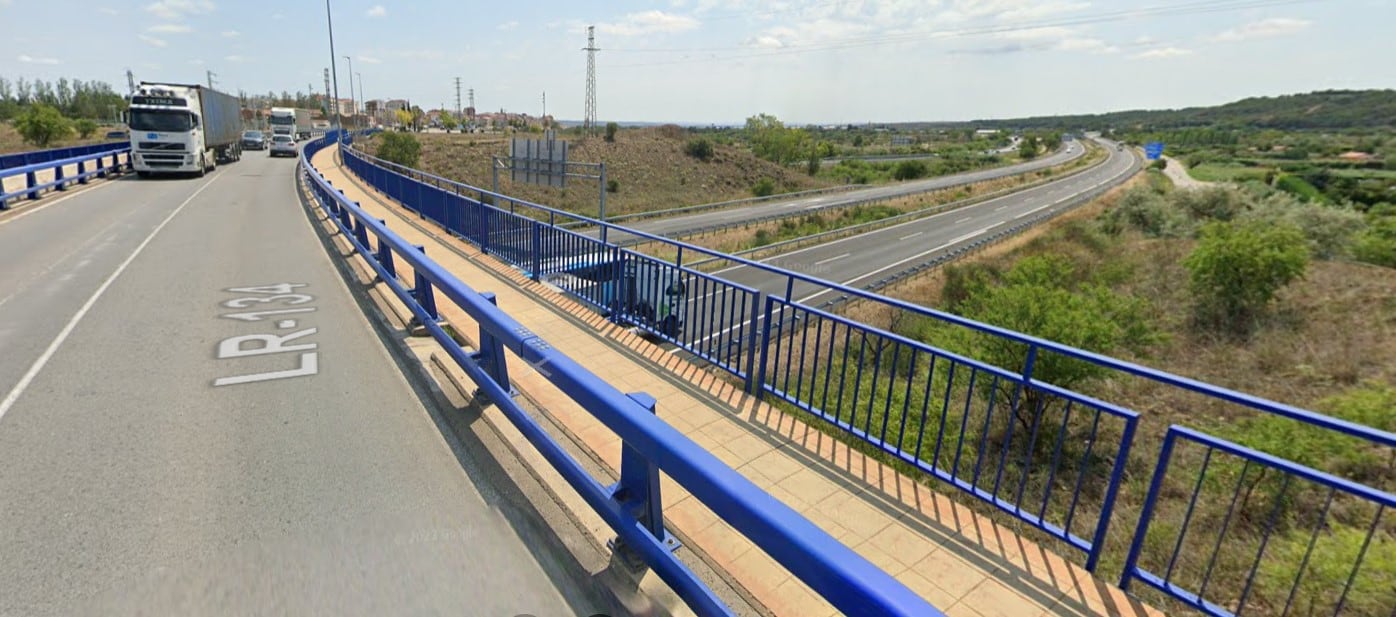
[{"xmin": 310, "ymin": 145, "xmax": 1165, "ymax": 617}]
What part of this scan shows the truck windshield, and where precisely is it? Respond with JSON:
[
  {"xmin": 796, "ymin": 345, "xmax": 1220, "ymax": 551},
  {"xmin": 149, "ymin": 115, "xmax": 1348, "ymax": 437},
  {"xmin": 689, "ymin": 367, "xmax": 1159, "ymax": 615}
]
[
  {"xmin": 269, "ymin": 116, "xmax": 294, "ymax": 125},
  {"xmin": 129, "ymin": 109, "xmax": 193, "ymax": 132}
]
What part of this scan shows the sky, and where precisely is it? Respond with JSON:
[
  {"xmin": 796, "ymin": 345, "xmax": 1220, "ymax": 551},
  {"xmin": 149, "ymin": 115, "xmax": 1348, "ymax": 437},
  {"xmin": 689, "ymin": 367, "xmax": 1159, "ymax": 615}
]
[{"xmin": 1, "ymin": 0, "xmax": 1391, "ymax": 125}]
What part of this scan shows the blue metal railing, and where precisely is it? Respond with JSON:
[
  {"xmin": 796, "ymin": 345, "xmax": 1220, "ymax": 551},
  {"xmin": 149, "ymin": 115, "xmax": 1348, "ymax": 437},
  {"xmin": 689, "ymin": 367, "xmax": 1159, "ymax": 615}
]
[
  {"xmin": 332, "ymin": 137, "xmax": 1396, "ymax": 589},
  {"xmin": 300, "ymin": 132, "xmax": 942, "ymax": 617},
  {"xmin": 1, "ymin": 142, "xmax": 131, "ymax": 208},
  {"xmin": 1121, "ymin": 426, "xmax": 1396, "ymax": 617}
]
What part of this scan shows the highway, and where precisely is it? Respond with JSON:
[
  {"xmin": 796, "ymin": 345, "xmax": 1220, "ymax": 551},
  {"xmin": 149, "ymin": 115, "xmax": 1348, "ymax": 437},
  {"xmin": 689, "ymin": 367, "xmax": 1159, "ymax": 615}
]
[
  {"xmin": 597, "ymin": 139, "xmax": 1087, "ymax": 243},
  {"xmin": 0, "ymin": 155, "xmax": 608, "ymax": 615}
]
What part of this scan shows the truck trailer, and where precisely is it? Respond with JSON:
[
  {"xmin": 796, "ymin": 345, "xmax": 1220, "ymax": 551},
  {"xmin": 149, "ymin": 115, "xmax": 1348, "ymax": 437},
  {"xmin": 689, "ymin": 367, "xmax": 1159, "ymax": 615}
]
[
  {"xmin": 127, "ymin": 82, "xmax": 243, "ymax": 177},
  {"xmin": 270, "ymin": 107, "xmax": 314, "ymax": 139}
]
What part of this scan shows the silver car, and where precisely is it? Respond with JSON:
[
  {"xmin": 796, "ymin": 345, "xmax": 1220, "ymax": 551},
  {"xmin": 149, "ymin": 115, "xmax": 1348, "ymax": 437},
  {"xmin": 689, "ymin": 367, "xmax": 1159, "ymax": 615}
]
[{"xmin": 269, "ymin": 134, "xmax": 298, "ymax": 157}]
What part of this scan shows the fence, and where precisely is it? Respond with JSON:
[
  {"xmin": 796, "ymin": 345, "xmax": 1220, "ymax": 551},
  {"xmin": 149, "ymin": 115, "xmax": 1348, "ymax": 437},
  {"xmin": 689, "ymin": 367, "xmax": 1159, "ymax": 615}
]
[
  {"xmin": 1121, "ymin": 426, "xmax": 1396, "ymax": 617},
  {"xmin": 334, "ymin": 135, "xmax": 1396, "ymax": 611},
  {"xmin": 1, "ymin": 142, "xmax": 131, "ymax": 209},
  {"xmin": 303, "ymin": 130, "xmax": 942, "ymax": 617}
]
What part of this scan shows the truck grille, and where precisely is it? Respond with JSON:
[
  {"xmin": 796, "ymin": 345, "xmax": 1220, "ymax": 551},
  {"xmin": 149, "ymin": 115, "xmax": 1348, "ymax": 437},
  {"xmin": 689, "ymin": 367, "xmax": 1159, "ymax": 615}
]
[{"xmin": 138, "ymin": 141, "xmax": 186, "ymax": 151}]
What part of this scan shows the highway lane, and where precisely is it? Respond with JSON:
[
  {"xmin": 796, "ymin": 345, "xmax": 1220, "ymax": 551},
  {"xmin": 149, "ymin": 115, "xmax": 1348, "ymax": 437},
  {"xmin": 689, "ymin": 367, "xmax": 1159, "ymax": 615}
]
[
  {"xmin": 739, "ymin": 140, "xmax": 1139, "ymax": 302},
  {"xmin": 597, "ymin": 139, "xmax": 1087, "ymax": 243},
  {"xmin": 0, "ymin": 153, "xmax": 608, "ymax": 615}
]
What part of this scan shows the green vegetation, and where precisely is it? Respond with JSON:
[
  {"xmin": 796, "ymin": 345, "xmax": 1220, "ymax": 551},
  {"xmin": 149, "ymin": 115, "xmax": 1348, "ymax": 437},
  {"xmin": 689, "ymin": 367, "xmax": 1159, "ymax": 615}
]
[
  {"xmin": 744, "ymin": 205, "xmax": 902, "ymax": 249},
  {"xmin": 1258, "ymin": 526, "xmax": 1396, "ymax": 617},
  {"xmin": 892, "ymin": 160, "xmax": 928, "ymax": 181},
  {"xmin": 751, "ymin": 177, "xmax": 775, "ymax": 197},
  {"xmin": 74, "ymin": 118, "xmax": 97, "ymax": 139},
  {"xmin": 606, "ymin": 179, "xmax": 619, "ymax": 193},
  {"xmin": 14, "ymin": 104, "xmax": 72, "ymax": 147},
  {"xmin": 0, "ymin": 76, "xmax": 127, "ymax": 123},
  {"xmin": 376, "ymin": 131, "xmax": 422, "ymax": 168},
  {"xmin": 746, "ymin": 113, "xmax": 807, "ymax": 164},
  {"xmin": 978, "ymin": 89, "xmax": 1396, "ymax": 131},
  {"xmin": 1184, "ymin": 221, "xmax": 1309, "ymax": 336},
  {"xmin": 684, "ymin": 137, "xmax": 714, "ymax": 161},
  {"xmin": 605, "ymin": 121, "xmax": 618, "ymax": 143}
]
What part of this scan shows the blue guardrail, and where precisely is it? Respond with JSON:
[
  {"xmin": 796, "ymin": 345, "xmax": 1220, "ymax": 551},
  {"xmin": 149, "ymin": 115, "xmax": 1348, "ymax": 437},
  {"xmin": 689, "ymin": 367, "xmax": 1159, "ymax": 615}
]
[
  {"xmin": 303, "ymin": 130, "xmax": 943, "ymax": 617},
  {"xmin": 330, "ymin": 132, "xmax": 1396, "ymax": 616},
  {"xmin": 0, "ymin": 141, "xmax": 131, "ymax": 208}
]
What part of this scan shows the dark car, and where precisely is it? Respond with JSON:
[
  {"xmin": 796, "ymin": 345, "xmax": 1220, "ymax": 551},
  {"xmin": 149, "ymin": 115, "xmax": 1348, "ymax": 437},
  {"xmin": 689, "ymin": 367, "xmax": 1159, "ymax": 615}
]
[
  {"xmin": 241, "ymin": 130, "xmax": 267, "ymax": 150},
  {"xmin": 105, "ymin": 129, "xmax": 129, "ymax": 140}
]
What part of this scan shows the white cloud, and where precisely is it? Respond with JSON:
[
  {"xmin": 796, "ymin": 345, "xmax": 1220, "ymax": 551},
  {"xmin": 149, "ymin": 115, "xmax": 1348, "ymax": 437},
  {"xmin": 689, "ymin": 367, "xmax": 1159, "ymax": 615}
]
[
  {"xmin": 1212, "ymin": 18, "xmax": 1312, "ymax": 42},
  {"xmin": 497, "ymin": 20, "xmax": 518, "ymax": 31},
  {"xmin": 138, "ymin": 34, "xmax": 168, "ymax": 47},
  {"xmin": 17, "ymin": 54, "xmax": 61, "ymax": 65},
  {"xmin": 188, "ymin": 59, "xmax": 204, "ymax": 65},
  {"xmin": 98, "ymin": 7, "xmax": 118, "ymax": 14},
  {"xmin": 144, "ymin": 0, "xmax": 214, "ymax": 20},
  {"xmin": 598, "ymin": 10, "xmax": 700, "ymax": 37},
  {"xmin": 147, "ymin": 23, "xmax": 192, "ymax": 33},
  {"xmin": 1132, "ymin": 46, "xmax": 1193, "ymax": 60},
  {"xmin": 365, "ymin": 4, "xmax": 386, "ymax": 18},
  {"xmin": 996, "ymin": 26, "xmax": 1075, "ymax": 41},
  {"xmin": 224, "ymin": 54, "xmax": 245, "ymax": 62},
  {"xmin": 1056, "ymin": 37, "xmax": 1119, "ymax": 54},
  {"xmin": 358, "ymin": 55, "xmax": 382, "ymax": 64},
  {"xmin": 221, "ymin": 30, "xmax": 239, "ymax": 38}
]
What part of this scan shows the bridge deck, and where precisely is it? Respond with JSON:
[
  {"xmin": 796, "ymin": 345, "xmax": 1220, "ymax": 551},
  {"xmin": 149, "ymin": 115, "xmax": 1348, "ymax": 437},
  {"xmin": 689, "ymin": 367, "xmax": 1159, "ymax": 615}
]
[
  {"xmin": 0, "ymin": 153, "xmax": 609, "ymax": 615},
  {"xmin": 313, "ymin": 144, "xmax": 1166, "ymax": 617}
]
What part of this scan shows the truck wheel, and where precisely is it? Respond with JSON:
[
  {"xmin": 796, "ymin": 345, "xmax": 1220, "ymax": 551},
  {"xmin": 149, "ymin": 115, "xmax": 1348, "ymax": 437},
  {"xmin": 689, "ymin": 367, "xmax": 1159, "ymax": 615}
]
[
  {"xmin": 660, "ymin": 315, "xmax": 680, "ymax": 338},
  {"xmin": 197, "ymin": 154, "xmax": 207, "ymax": 177}
]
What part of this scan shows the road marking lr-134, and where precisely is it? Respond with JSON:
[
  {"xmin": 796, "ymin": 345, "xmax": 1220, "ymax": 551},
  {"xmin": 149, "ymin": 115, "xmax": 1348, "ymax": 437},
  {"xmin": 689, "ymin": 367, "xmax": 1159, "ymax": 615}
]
[{"xmin": 214, "ymin": 283, "xmax": 320, "ymax": 386}]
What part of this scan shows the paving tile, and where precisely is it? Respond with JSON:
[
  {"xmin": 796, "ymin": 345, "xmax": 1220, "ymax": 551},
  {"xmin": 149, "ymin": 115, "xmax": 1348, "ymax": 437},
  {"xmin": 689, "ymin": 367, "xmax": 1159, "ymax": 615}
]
[
  {"xmin": 957, "ymin": 578, "xmax": 1056, "ymax": 617},
  {"xmin": 911, "ymin": 547, "xmax": 995, "ymax": 604}
]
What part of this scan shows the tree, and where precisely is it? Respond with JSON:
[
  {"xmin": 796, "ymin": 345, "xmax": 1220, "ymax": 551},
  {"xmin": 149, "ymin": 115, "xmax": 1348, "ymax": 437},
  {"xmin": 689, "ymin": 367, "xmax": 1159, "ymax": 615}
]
[
  {"xmin": 605, "ymin": 121, "xmax": 618, "ymax": 142},
  {"xmin": 393, "ymin": 108, "xmax": 413, "ymax": 129},
  {"xmin": 745, "ymin": 113, "xmax": 808, "ymax": 164},
  {"xmin": 74, "ymin": 118, "xmax": 98, "ymax": 139},
  {"xmin": 1018, "ymin": 135, "xmax": 1040, "ymax": 159},
  {"xmin": 892, "ymin": 160, "xmax": 928, "ymax": 181},
  {"xmin": 1184, "ymin": 220, "xmax": 1309, "ymax": 335},
  {"xmin": 376, "ymin": 131, "xmax": 421, "ymax": 168},
  {"xmin": 440, "ymin": 113, "xmax": 458, "ymax": 132},
  {"xmin": 684, "ymin": 137, "xmax": 714, "ymax": 161},
  {"xmin": 14, "ymin": 104, "xmax": 72, "ymax": 147}
]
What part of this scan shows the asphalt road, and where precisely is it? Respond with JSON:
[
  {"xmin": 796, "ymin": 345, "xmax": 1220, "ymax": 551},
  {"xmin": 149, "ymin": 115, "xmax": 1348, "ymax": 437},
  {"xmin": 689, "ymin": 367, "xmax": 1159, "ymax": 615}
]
[
  {"xmin": 667, "ymin": 139, "xmax": 1140, "ymax": 358},
  {"xmin": 0, "ymin": 152, "xmax": 606, "ymax": 615},
  {"xmin": 598, "ymin": 139, "xmax": 1087, "ymax": 243}
]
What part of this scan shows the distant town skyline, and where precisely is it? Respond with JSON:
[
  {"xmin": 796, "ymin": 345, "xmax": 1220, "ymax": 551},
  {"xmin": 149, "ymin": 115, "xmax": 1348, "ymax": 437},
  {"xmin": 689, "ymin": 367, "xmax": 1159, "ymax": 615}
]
[{"xmin": 1, "ymin": 0, "xmax": 1390, "ymax": 125}]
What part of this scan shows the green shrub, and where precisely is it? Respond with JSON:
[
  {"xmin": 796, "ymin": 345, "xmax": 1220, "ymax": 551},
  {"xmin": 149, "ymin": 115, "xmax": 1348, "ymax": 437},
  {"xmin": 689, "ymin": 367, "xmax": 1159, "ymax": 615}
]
[
  {"xmin": 376, "ymin": 131, "xmax": 422, "ymax": 168},
  {"xmin": 606, "ymin": 179, "xmax": 619, "ymax": 193},
  {"xmin": 1184, "ymin": 221, "xmax": 1309, "ymax": 335},
  {"xmin": 684, "ymin": 137, "xmax": 714, "ymax": 161},
  {"xmin": 14, "ymin": 104, "xmax": 72, "ymax": 147},
  {"xmin": 1352, "ymin": 217, "xmax": 1396, "ymax": 267},
  {"xmin": 751, "ymin": 178, "xmax": 775, "ymax": 197},
  {"xmin": 1274, "ymin": 173, "xmax": 1327, "ymax": 203},
  {"xmin": 753, "ymin": 229, "xmax": 772, "ymax": 246},
  {"xmin": 1238, "ymin": 193, "xmax": 1366, "ymax": 260},
  {"xmin": 1150, "ymin": 158, "xmax": 1167, "ymax": 170},
  {"xmin": 1176, "ymin": 186, "xmax": 1249, "ymax": 222},
  {"xmin": 1228, "ymin": 383, "xmax": 1396, "ymax": 483},
  {"xmin": 604, "ymin": 122, "xmax": 618, "ymax": 142},
  {"xmin": 1101, "ymin": 187, "xmax": 1193, "ymax": 237},
  {"xmin": 74, "ymin": 118, "xmax": 98, "ymax": 139},
  {"xmin": 892, "ymin": 160, "xmax": 928, "ymax": 181},
  {"xmin": 938, "ymin": 263, "xmax": 998, "ymax": 311}
]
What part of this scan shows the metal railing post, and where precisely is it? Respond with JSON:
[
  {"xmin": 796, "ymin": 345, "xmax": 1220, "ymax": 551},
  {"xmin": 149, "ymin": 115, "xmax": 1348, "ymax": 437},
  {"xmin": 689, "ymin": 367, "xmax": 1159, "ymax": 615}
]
[
  {"xmin": 530, "ymin": 222, "xmax": 542, "ymax": 281},
  {"xmin": 376, "ymin": 219, "xmax": 396, "ymax": 279},
  {"xmin": 77, "ymin": 159, "xmax": 88, "ymax": 184},
  {"xmin": 744, "ymin": 292, "xmax": 764, "ymax": 392},
  {"xmin": 476, "ymin": 292, "xmax": 514, "ymax": 396},
  {"xmin": 54, "ymin": 164, "xmax": 66, "ymax": 191},
  {"xmin": 26, "ymin": 170, "xmax": 39, "ymax": 200},
  {"xmin": 753, "ymin": 297, "xmax": 775, "ymax": 400},
  {"xmin": 413, "ymin": 245, "xmax": 438, "ymax": 321},
  {"xmin": 609, "ymin": 392, "xmax": 680, "ymax": 555}
]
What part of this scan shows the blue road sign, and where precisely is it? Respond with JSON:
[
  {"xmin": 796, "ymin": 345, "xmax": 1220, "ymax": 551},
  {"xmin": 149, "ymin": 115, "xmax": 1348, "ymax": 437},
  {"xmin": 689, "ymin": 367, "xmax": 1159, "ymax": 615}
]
[{"xmin": 1145, "ymin": 142, "xmax": 1165, "ymax": 160}]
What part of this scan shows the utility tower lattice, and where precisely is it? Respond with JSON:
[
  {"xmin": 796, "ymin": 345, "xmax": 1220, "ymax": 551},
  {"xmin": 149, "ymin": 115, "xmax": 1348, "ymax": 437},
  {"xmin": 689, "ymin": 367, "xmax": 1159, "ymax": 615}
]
[
  {"xmin": 583, "ymin": 25, "xmax": 598, "ymax": 136},
  {"xmin": 454, "ymin": 77, "xmax": 462, "ymax": 117}
]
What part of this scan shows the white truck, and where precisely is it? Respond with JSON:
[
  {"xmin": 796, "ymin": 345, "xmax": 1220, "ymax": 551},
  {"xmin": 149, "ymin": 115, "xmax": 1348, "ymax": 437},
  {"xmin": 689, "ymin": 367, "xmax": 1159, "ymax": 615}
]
[
  {"xmin": 127, "ymin": 82, "xmax": 242, "ymax": 177},
  {"xmin": 270, "ymin": 107, "xmax": 314, "ymax": 139},
  {"xmin": 539, "ymin": 255, "xmax": 688, "ymax": 337}
]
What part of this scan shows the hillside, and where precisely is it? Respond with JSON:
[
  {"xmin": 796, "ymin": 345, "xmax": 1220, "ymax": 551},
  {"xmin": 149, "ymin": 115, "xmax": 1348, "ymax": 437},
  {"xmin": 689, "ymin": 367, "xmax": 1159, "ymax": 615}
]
[
  {"xmin": 361, "ymin": 127, "xmax": 838, "ymax": 217},
  {"xmin": 967, "ymin": 89, "xmax": 1396, "ymax": 131}
]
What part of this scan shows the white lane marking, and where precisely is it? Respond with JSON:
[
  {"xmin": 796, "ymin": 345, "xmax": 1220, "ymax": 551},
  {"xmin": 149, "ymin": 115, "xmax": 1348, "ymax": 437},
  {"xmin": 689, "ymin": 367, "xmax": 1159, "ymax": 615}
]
[
  {"xmin": 0, "ymin": 174, "xmax": 220, "ymax": 422},
  {"xmin": 955, "ymin": 216, "xmax": 972, "ymax": 224},
  {"xmin": 795, "ymin": 224, "xmax": 998, "ymax": 304},
  {"xmin": 995, "ymin": 205, "xmax": 1008, "ymax": 211},
  {"xmin": 899, "ymin": 231, "xmax": 924, "ymax": 241},
  {"xmin": 813, "ymin": 253, "xmax": 850, "ymax": 266},
  {"xmin": 0, "ymin": 179, "xmax": 120, "ymax": 228}
]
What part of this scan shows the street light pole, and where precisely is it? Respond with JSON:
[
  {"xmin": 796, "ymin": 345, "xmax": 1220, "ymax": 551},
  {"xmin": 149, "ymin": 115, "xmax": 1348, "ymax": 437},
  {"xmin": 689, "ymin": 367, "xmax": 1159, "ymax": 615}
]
[
  {"xmin": 343, "ymin": 56, "xmax": 356, "ymax": 130},
  {"xmin": 324, "ymin": 0, "xmax": 342, "ymax": 137}
]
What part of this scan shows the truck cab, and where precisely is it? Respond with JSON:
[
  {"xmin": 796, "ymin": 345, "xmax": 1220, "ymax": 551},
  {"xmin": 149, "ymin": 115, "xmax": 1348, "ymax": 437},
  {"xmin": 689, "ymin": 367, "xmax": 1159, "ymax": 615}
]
[
  {"xmin": 540, "ymin": 255, "xmax": 687, "ymax": 338},
  {"xmin": 128, "ymin": 82, "xmax": 241, "ymax": 177}
]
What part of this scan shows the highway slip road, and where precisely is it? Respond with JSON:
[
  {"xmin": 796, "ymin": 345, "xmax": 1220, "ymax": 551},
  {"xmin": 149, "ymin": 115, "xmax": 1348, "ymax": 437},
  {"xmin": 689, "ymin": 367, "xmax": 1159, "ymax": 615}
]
[
  {"xmin": 599, "ymin": 139, "xmax": 1087, "ymax": 243},
  {"xmin": 0, "ymin": 154, "xmax": 608, "ymax": 615}
]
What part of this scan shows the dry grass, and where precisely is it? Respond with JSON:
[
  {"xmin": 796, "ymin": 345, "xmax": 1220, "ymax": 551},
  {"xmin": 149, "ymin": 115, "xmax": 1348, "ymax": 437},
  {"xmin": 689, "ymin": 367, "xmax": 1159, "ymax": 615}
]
[{"xmin": 361, "ymin": 127, "xmax": 838, "ymax": 217}]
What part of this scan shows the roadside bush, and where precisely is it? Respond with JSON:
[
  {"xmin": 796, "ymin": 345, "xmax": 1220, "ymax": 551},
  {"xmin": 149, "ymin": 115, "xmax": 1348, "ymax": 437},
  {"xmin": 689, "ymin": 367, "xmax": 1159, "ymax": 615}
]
[
  {"xmin": 753, "ymin": 229, "xmax": 772, "ymax": 246},
  {"xmin": 1228, "ymin": 382, "xmax": 1396, "ymax": 484},
  {"xmin": 892, "ymin": 160, "xmax": 928, "ymax": 181},
  {"xmin": 751, "ymin": 178, "xmax": 775, "ymax": 197},
  {"xmin": 1149, "ymin": 158, "xmax": 1167, "ymax": 170},
  {"xmin": 1257, "ymin": 525, "xmax": 1396, "ymax": 616},
  {"xmin": 684, "ymin": 137, "xmax": 714, "ymax": 161},
  {"xmin": 1175, "ymin": 185, "xmax": 1249, "ymax": 222},
  {"xmin": 1238, "ymin": 192, "xmax": 1365, "ymax": 259},
  {"xmin": 939, "ymin": 263, "xmax": 999, "ymax": 311},
  {"xmin": 1184, "ymin": 220, "xmax": 1308, "ymax": 335},
  {"xmin": 606, "ymin": 179, "xmax": 619, "ymax": 193},
  {"xmin": 1274, "ymin": 173, "xmax": 1327, "ymax": 203},
  {"xmin": 376, "ymin": 131, "xmax": 421, "ymax": 168},
  {"xmin": 1100, "ymin": 187, "xmax": 1193, "ymax": 238},
  {"xmin": 605, "ymin": 122, "xmax": 618, "ymax": 142},
  {"xmin": 14, "ymin": 103, "xmax": 72, "ymax": 147},
  {"xmin": 74, "ymin": 118, "xmax": 98, "ymax": 139},
  {"xmin": 1351, "ymin": 216, "xmax": 1396, "ymax": 267}
]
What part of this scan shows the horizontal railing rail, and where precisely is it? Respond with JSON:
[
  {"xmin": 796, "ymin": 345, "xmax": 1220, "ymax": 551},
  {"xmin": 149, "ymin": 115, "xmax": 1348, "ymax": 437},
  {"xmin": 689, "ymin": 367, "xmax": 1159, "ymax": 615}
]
[
  {"xmin": 335, "ymin": 135, "xmax": 1396, "ymax": 590},
  {"xmin": 0, "ymin": 140, "xmax": 128, "ymax": 170},
  {"xmin": 301, "ymin": 132, "xmax": 942, "ymax": 617},
  {"xmin": 1121, "ymin": 426, "xmax": 1396, "ymax": 617},
  {"xmin": 560, "ymin": 182, "xmax": 868, "ymax": 229},
  {"xmin": 1, "ymin": 145, "xmax": 132, "ymax": 209}
]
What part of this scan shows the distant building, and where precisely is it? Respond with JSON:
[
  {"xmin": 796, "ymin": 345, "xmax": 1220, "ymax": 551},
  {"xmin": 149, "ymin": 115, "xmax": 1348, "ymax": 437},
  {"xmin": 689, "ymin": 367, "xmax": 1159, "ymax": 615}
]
[{"xmin": 1338, "ymin": 151, "xmax": 1376, "ymax": 162}]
